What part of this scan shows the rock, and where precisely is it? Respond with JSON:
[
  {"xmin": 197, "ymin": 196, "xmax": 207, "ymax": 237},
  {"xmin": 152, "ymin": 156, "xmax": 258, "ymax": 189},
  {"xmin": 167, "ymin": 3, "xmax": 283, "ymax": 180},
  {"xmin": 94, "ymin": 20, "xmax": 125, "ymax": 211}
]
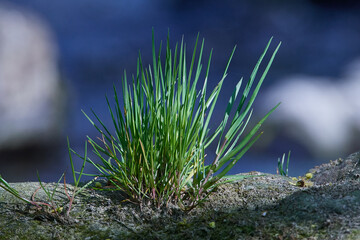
[
  {"xmin": 1, "ymin": 151, "xmax": 360, "ymax": 239},
  {"xmin": 309, "ymin": 151, "xmax": 360, "ymax": 185},
  {"xmin": 0, "ymin": 3, "xmax": 65, "ymax": 149},
  {"xmin": 260, "ymin": 59, "xmax": 360, "ymax": 158}
]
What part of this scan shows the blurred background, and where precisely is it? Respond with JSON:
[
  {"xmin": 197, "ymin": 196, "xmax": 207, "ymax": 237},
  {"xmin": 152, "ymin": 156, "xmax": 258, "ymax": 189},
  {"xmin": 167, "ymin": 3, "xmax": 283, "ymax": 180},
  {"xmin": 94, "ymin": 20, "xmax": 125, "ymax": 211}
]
[{"xmin": 1, "ymin": 0, "xmax": 360, "ymax": 182}]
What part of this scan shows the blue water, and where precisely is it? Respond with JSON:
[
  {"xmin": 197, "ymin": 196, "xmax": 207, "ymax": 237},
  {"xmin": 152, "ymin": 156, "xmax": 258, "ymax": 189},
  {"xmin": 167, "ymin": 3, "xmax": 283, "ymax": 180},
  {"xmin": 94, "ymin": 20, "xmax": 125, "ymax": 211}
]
[{"xmin": 2, "ymin": 0, "xmax": 360, "ymax": 182}]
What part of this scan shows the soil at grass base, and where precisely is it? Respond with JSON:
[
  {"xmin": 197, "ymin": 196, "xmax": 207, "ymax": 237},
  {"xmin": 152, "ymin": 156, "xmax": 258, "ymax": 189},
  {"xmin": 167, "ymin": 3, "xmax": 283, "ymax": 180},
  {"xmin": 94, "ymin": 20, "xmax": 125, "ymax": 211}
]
[{"xmin": 0, "ymin": 152, "xmax": 360, "ymax": 239}]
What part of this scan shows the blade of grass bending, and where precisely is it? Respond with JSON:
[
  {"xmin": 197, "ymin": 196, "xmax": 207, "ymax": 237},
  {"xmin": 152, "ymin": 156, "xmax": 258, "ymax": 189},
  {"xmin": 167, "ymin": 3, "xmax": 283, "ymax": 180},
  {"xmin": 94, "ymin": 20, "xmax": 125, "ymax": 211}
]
[
  {"xmin": 210, "ymin": 174, "xmax": 264, "ymax": 190},
  {"xmin": 234, "ymin": 38, "xmax": 273, "ymax": 120},
  {"xmin": 225, "ymin": 42, "xmax": 281, "ymax": 141},
  {"xmin": 76, "ymin": 176, "xmax": 98, "ymax": 194},
  {"xmin": 203, "ymin": 132, "xmax": 263, "ymax": 190},
  {"xmin": 236, "ymin": 41, "xmax": 281, "ymax": 127},
  {"xmin": 0, "ymin": 176, "xmax": 32, "ymax": 204},
  {"xmin": 214, "ymin": 103, "xmax": 280, "ymax": 173},
  {"xmin": 82, "ymin": 109, "xmax": 113, "ymax": 146},
  {"xmin": 222, "ymin": 110, "xmax": 251, "ymax": 156},
  {"xmin": 92, "ymin": 107, "xmax": 115, "ymax": 141},
  {"xmin": 223, "ymin": 174, "xmax": 263, "ymax": 182},
  {"xmin": 86, "ymin": 139, "xmax": 117, "ymax": 171}
]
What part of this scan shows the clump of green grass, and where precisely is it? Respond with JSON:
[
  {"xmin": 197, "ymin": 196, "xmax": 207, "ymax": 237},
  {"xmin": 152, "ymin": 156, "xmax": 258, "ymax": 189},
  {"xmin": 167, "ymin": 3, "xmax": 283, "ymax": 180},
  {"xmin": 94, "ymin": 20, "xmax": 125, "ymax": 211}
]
[
  {"xmin": 277, "ymin": 151, "xmax": 291, "ymax": 176},
  {"xmin": 81, "ymin": 32, "xmax": 281, "ymax": 210}
]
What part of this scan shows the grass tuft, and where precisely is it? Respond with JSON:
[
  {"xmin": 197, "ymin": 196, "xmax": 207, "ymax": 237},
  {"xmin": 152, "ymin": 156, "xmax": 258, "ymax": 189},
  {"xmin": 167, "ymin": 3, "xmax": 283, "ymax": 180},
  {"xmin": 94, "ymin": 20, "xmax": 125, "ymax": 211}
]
[
  {"xmin": 277, "ymin": 151, "xmax": 291, "ymax": 177},
  {"xmin": 80, "ymin": 31, "xmax": 281, "ymax": 210}
]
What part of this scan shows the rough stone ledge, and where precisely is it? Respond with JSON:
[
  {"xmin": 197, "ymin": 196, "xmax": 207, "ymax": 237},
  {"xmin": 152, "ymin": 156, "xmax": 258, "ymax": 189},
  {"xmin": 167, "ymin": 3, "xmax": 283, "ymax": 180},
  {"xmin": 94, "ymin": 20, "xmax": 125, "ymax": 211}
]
[{"xmin": 1, "ymin": 152, "xmax": 360, "ymax": 239}]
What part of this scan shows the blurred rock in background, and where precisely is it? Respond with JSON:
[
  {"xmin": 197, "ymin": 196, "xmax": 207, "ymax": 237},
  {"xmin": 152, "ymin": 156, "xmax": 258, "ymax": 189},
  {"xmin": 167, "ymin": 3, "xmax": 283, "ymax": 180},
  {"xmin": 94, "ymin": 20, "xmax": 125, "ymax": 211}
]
[
  {"xmin": 260, "ymin": 59, "xmax": 360, "ymax": 158},
  {"xmin": 0, "ymin": 3, "xmax": 66, "ymax": 150},
  {"xmin": 0, "ymin": 2, "xmax": 67, "ymax": 181}
]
